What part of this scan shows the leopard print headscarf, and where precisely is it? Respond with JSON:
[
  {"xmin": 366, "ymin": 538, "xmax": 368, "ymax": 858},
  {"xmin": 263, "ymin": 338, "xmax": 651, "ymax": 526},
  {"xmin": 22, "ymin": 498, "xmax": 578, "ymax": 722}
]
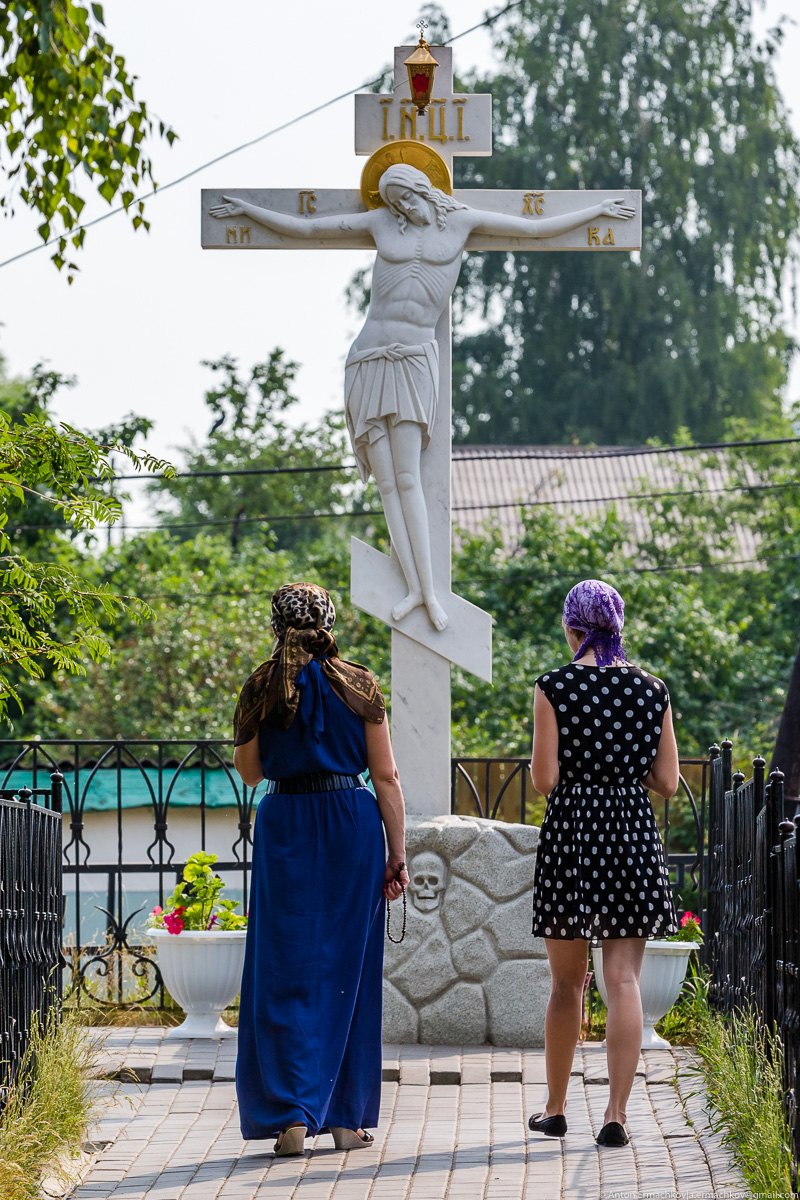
[
  {"xmin": 233, "ymin": 582, "xmax": 385, "ymax": 743},
  {"xmin": 270, "ymin": 582, "xmax": 335, "ymax": 638}
]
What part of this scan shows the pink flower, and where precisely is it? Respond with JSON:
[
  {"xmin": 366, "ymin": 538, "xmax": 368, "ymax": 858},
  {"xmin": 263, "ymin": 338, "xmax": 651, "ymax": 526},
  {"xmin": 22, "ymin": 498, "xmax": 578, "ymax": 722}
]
[
  {"xmin": 152, "ymin": 906, "xmax": 163, "ymax": 916},
  {"xmin": 164, "ymin": 906, "xmax": 185, "ymax": 935},
  {"xmin": 207, "ymin": 915, "xmax": 218, "ymax": 929},
  {"xmin": 681, "ymin": 912, "xmax": 696, "ymax": 927}
]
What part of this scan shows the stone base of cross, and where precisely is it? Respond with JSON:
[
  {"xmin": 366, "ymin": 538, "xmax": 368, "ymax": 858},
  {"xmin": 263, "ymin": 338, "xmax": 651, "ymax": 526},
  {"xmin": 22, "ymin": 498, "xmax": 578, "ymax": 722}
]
[{"xmin": 201, "ymin": 42, "xmax": 641, "ymax": 816}]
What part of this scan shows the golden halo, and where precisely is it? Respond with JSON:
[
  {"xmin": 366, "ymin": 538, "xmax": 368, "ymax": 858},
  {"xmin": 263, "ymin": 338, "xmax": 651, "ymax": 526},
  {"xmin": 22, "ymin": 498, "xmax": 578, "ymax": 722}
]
[{"xmin": 360, "ymin": 141, "xmax": 452, "ymax": 210}]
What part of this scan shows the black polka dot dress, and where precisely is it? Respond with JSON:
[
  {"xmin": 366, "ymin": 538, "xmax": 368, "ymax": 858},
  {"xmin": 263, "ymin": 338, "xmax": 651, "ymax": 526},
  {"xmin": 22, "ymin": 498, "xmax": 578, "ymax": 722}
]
[{"xmin": 531, "ymin": 663, "xmax": 678, "ymax": 941}]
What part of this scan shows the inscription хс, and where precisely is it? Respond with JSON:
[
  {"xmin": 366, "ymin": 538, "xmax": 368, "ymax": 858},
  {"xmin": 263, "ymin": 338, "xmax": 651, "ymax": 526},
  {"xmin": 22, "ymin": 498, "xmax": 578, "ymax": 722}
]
[{"xmin": 523, "ymin": 192, "xmax": 545, "ymax": 215}]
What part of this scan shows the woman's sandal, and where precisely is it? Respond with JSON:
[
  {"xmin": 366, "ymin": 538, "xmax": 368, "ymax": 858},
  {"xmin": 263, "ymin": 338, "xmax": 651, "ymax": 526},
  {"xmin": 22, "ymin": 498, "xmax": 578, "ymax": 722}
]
[
  {"xmin": 273, "ymin": 1124, "xmax": 307, "ymax": 1156},
  {"xmin": 330, "ymin": 1126, "xmax": 375, "ymax": 1151}
]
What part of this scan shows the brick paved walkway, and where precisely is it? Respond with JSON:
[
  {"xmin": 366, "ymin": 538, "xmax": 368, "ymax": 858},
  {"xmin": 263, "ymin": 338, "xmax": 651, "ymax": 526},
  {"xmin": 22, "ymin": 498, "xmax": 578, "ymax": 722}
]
[{"xmin": 69, "ymin": 1029, "xmax": 749, "ymax": 1199}]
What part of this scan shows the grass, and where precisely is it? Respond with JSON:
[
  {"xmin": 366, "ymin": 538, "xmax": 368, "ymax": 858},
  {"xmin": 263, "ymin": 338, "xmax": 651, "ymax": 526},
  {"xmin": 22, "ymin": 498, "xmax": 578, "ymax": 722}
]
[
  {"xmin": 67, "ymin": 997, "xmax": 240, "ymax": 1028},
  {"xmin": 0, "ymin": 1005, "xmax": 107, "ymax": 1200},
  {"xmin": 689, "ymin": 1003, "xmax": 794, "ymax": 1199}
]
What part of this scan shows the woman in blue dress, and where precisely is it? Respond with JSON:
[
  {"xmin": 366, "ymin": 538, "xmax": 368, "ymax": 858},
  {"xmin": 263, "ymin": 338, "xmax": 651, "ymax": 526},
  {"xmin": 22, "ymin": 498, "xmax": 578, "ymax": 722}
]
[{"xmin": 232, "ymin": 582, "xmax": 409, "ymax": 1156}]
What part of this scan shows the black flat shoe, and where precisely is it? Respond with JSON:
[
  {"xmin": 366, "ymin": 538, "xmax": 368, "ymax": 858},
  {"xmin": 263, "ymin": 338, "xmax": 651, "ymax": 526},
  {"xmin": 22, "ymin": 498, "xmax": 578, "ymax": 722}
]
[
  {"xmin": 527, "ymin": 1112, "xmax": 567, "ymax": 1137},
  {"xmin": 596, "ymin": 1121, "xmax": 629, "ymax": 1146}
]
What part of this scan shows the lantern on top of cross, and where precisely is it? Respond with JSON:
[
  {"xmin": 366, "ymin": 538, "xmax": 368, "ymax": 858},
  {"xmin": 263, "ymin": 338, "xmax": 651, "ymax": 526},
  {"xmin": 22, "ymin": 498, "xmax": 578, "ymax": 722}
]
[{"xmin": 404, "ymin": 20, "xmax": 438, "ymax": 114}]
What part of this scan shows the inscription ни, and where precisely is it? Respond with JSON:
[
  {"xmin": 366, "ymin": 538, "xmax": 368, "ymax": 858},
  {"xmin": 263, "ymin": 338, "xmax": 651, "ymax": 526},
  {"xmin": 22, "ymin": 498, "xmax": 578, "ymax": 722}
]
[{"xmin": 226, "ymin": 225, "xmax": 251, "ymax": 244}]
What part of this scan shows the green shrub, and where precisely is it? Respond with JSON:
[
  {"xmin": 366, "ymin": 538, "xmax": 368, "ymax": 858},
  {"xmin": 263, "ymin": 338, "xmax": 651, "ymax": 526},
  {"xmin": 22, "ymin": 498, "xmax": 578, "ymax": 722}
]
[
  {"xmin": 690, "ymin": 1004, "xmax": 794, "ymax": 1199},
  {"xmin": 0, "ymin": 1005, "xmax": 105, "ymax": 1200}
]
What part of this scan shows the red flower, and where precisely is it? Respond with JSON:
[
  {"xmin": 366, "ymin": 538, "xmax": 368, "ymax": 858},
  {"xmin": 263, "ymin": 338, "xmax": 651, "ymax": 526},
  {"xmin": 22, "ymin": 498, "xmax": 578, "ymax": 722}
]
[
  {"xmin": 681, "ymin": 911, "xmax": 697, "ymax": 927},
  {"xmin": 164, "ymin": 906, "xmax": 186, "ymax": 935}
]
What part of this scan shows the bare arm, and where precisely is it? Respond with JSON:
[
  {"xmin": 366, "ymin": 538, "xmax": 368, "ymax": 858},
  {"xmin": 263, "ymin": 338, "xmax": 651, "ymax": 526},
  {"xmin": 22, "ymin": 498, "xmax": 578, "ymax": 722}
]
[
  {"xmin": 470, "ymin": 197, "xmax": 636, "ymax": 240},
  {"xmin": 210, "ymin": 195, "xmax": 374, "ymax": 240},
  {"xmin": 642, "ymin": 701, "xmax": 680, "ymax": 799},
  {"xmin": 233, "ymin": 733, "xmax": 263, "ymax": 788},
  {"xmin": 365, "ymin": 718, "xmax": 410, "ymax": 900},
  {"xmin": 530, "ymin": 684, "xmax": 560, "ymax": 796}
]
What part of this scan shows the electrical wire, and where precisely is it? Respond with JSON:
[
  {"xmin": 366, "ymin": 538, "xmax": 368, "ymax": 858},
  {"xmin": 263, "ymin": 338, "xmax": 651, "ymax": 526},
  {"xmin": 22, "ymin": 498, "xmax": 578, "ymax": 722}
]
[
  {"xmin": 7, "ymin": 473, "xmax": 800, "ymax": 534},
  {"xmin": 93, "ymin": 433, "xmax": 800, "ymax": 482},
  {"xmin": 108, "ymin": 549, "xmax": 800, "ymax": 604},
  {"xmin": 0, "ymin": 0, "xmax": 527, "ymax": 272}
]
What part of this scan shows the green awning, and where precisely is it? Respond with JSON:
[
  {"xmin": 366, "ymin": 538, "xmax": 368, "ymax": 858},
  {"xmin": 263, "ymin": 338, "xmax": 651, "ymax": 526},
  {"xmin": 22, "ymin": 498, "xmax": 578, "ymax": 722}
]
[{"xmin": 2, "ymin": 767, "xmax": 247, "ymax": 812}]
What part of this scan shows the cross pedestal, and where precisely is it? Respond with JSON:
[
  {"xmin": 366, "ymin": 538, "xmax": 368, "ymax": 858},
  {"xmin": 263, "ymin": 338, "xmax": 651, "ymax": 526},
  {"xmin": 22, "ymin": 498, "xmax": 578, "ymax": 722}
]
[{"xmin": 201, "ymin": 43, "xmax": 641, "ymax": 816}]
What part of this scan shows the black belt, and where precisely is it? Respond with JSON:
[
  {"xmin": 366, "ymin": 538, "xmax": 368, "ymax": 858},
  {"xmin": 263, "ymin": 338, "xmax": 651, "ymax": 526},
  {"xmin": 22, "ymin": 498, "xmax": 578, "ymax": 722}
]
[{"xmin": 265, "ymin": 771, "xmax": 367, "ymax": 795}]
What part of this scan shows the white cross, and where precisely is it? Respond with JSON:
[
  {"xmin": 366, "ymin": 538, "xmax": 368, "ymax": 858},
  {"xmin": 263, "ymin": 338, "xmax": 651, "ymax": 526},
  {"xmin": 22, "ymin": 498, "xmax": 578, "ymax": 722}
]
[{"xmin": 201, "ymin": 45, "xmax": 641, "ymax": 816}]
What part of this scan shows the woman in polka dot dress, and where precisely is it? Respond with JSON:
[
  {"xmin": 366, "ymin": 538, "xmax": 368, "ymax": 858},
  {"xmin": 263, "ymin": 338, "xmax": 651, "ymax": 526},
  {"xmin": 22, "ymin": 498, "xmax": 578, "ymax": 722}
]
[{"xmin": 528, "ymin": 580, "xmax": 679, "ymax": 1148}]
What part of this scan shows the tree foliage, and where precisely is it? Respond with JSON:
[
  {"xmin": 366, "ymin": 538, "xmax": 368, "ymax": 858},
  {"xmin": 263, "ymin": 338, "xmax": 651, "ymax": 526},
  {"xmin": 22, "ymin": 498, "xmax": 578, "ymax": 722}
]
[
  {"xmin": 32, "ymin": 531, "xmax": 387, "ymax": 739},
  {"xmin": 34, "ymin": 426, "xmax": 800, "ymax": 770},
  {"xmin": 0, "ymin": 355, "xmax": 173, "ymax": 721},
  {"xmin": 149, "ymin": 351, "xmax": 372, "ymax": 551},
  {"xmin": 0, "ymin": 1, "xmax": 176, "ymax": 276},
  {"xmin": 368, "ymin": 0, "xmax": 800, "ymax": 445}
]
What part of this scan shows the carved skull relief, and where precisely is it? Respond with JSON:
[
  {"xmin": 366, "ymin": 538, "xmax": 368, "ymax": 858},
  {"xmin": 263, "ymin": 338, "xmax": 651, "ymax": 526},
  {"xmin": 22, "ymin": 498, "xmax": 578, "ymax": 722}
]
[{"xmin": 408, "ymin": 851, "xmax": 447, "ymax": 912}]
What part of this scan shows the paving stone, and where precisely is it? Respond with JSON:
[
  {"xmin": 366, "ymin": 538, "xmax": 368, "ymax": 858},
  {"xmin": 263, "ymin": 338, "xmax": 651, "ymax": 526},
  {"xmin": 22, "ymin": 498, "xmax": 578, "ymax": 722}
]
[{"xmin": 70, "ymin": 1030, "xmax": 749, "ymax": 1200}]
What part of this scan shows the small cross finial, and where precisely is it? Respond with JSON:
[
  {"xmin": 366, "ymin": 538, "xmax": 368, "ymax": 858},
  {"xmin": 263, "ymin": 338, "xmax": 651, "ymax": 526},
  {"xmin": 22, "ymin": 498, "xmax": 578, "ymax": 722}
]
[{"xmin": 416, "ymin": 19, "xmax": 429, "ymax": 42}]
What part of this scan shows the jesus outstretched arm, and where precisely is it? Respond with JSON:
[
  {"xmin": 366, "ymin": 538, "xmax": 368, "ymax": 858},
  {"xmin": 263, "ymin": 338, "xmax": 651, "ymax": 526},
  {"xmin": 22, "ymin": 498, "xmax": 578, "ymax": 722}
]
[
  {"xmin": 210, "ymin": 196, "xmax": 374, "ymax": 240},
  {"xmin": 469, "ymin": 197, "xmax": 636, "ymax": 239}
]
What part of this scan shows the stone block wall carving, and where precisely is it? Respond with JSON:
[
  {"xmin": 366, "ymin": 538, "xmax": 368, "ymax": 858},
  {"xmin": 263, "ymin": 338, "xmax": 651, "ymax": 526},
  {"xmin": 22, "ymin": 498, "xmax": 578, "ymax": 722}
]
[{"xmin": 383, "ymin": 814, "xmax": 551, "ymax": 1047}]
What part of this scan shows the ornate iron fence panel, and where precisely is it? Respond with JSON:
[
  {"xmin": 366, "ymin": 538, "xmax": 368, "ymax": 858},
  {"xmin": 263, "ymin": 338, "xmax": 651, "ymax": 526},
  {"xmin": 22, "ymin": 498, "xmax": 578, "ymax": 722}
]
[
  {"xmin": 0, "ymin": 739, "xmax": 259, "ymax": 1008},
  {"xmin": 0, "ymin": 773, "xmax": 63, "ymax": 1107}
]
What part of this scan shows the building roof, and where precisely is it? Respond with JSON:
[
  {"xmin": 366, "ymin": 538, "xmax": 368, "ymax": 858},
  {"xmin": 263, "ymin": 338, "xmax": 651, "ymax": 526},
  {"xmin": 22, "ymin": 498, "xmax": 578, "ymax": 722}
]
[{"xmin": 451, "ymin": 444, "xmax": 758, "ymax": 558}]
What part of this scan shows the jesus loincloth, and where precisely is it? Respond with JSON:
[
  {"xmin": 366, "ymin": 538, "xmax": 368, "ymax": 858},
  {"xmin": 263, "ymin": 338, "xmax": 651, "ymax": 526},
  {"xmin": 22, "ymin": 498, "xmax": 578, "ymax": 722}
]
[{"xmin": 344, "ymin": 341, "xmax": 439, "ymax": 483}]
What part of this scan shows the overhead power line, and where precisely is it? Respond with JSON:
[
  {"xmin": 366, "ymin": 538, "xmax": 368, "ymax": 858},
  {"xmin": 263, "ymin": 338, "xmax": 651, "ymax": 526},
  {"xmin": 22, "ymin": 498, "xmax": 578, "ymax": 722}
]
[
  {"xmin": 98, "ymin": 434, "xmax": 800, "ymax": 482},
  {"xmin": 114, "ymin": 548, "xmax": 800, "ymax": 604},
  {"xmin": 8, "ymin": 474, "xmax": 800, "ymax": 535},
  {"xmin": 0, "ymin": 0, "xmax": 527, "ymax": 273}
]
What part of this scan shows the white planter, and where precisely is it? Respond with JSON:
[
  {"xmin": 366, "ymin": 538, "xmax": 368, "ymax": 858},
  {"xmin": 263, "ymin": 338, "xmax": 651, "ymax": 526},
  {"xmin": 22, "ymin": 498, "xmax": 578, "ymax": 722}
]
[
  {"xmin": 591, "ymin": 940, "xmax": 695, "ymax": 1049},
  {"xmin": 149, "ymin": 928, "xmax": 247, "ymax": 1039}
]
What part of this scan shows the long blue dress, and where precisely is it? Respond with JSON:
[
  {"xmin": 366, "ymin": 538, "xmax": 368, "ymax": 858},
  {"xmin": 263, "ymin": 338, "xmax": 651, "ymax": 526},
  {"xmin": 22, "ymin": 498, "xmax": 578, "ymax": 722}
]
[{"xmin": 236, "ymin": 658, "xmax": 386, "ymax": 1140}]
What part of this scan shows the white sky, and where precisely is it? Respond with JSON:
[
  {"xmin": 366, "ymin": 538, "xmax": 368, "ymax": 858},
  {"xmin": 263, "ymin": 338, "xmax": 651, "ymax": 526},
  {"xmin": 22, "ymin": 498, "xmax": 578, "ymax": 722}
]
[{"xmin": 1, "ymin": 0, "xmax": 798, "ymax": 474}]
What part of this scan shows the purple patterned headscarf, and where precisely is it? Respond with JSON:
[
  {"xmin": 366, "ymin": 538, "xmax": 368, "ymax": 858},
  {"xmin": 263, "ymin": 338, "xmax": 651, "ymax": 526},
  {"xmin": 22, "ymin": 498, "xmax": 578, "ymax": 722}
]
[{"xmin": 562, "ymin": 579, "xmax": 629, "ymax": 668}]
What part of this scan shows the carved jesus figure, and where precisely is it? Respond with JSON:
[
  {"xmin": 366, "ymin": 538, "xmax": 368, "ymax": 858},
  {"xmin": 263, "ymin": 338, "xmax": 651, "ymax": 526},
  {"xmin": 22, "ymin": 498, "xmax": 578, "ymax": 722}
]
[{"xmin": 211, "ymin": 167, "xmax": 635, "ymax": 631}]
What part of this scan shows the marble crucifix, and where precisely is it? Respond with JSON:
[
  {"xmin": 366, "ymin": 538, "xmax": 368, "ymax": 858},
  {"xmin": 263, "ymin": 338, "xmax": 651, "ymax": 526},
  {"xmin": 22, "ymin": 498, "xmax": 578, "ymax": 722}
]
[{"xmin": 200, "ymin": 40, "xmax": 641, "ymax": 816}]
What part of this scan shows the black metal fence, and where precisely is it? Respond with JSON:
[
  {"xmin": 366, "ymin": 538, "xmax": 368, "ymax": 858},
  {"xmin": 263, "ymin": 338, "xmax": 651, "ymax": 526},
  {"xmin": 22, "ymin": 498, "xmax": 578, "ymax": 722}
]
[
  {"xmin": 0, "ymin": 773, "xmax": 63, "ymax": 1105},
  {"xmin": 0, "ymin": 739, "xmax": 258, "ymax": 1008},
  {"xmin": 452, "ymin": 754, "xmax": 709, "ymax": 924},
  {"xmin": 0, "ymin": 738, "xmax": 711, "ymax": 1009},
  {"xmin": 705, "ymin": 738, "xmax": 799, "ymax": 1187}
]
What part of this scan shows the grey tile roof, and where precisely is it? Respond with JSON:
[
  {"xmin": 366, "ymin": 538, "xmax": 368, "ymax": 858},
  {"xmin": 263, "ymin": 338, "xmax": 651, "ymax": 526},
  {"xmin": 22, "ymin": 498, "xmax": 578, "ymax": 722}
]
[{"xmin": 451, "ymin": 445, "xmax": 758, "ymax": 558}]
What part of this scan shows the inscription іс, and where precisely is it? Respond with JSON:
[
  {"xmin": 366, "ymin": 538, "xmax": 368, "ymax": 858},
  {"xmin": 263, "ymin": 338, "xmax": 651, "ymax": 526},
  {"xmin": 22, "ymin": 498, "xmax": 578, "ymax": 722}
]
[{"xmin": 299, "ymin": 191, "xmax": 317, "ymax": 214}]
